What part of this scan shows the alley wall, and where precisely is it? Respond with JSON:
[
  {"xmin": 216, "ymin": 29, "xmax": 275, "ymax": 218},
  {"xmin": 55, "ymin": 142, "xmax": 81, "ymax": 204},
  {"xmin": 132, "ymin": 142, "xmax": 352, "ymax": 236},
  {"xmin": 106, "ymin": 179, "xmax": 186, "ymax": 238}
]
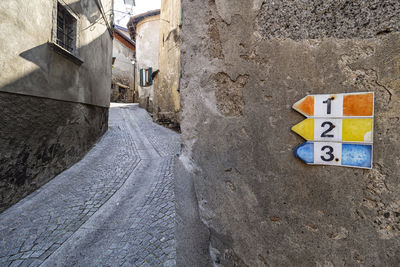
[
  {"xmin": 0, "ymin": 0, "xmax": 112, "ymax": 212},
  {"xmin": 111, "ymin": 33, "xmax": 135, "ymax": 102},
  {"xmin": 176, "ymin": 0, "xmax": 400, "ymax": 266},
  {"xmin": 153, "ymin": 0, "xmax": 181, "ymax": 128},
  {"xmin": 135, "ymin": 14, "xmax": 160, "ymax": 112}
]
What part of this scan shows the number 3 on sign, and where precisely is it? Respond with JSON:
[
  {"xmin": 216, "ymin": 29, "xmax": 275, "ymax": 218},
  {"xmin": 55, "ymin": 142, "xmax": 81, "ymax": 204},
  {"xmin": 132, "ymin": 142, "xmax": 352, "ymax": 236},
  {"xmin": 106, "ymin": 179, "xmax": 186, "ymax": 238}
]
[{"xmin": 314, "ymin": 142, "xmax": 342, "ymax": 165}]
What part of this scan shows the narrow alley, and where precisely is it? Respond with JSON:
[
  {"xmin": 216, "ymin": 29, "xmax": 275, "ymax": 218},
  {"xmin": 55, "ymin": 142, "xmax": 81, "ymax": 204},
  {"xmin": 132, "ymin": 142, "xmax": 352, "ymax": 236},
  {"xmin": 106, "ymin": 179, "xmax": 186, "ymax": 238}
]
[{"xmin": 0, "ymin": 104, "xmax": 180, "ymax": 267}]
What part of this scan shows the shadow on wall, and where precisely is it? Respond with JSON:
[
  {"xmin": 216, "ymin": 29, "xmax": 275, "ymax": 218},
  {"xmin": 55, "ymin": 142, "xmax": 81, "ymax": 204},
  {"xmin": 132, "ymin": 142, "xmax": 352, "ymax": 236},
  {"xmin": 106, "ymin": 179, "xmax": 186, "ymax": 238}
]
[{"xmin": 0, "ymin": 29, "xmax": 111, "ymax": 213}]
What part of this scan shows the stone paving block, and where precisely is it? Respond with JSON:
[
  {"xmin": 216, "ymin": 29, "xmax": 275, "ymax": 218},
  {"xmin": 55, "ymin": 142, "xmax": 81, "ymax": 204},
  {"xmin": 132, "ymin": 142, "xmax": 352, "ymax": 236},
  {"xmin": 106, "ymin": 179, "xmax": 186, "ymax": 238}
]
[
  {"xmin": 0, "ymin": 105, "xmax": 179, "ymax": 266},
  {"xmin": 9, "ymin": 259, "xmax": 23, "ymax": 267}
]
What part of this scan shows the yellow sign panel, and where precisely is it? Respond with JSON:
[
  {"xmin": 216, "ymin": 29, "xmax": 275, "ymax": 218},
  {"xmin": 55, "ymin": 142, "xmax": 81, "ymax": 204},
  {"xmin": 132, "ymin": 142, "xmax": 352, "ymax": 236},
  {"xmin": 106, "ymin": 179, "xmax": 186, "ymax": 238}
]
[
  {"xmin": 292, "ymin": 118, "xmax": 373, "ymax": 143},
  {"xmin": 342, "ymin": 118, "xmax": 373, "ymax": 142}
]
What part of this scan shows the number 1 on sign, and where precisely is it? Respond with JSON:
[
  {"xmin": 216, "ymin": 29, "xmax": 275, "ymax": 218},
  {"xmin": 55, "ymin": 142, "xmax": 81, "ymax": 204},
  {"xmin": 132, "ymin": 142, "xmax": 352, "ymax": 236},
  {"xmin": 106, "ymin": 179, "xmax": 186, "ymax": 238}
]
[
  {"xmin": 315, "ymin": 94, "xmax": 344, "ymax": 117},
  {"xmin": 323, "ymin": 97, "xmax": 334, "ymax": 114}
]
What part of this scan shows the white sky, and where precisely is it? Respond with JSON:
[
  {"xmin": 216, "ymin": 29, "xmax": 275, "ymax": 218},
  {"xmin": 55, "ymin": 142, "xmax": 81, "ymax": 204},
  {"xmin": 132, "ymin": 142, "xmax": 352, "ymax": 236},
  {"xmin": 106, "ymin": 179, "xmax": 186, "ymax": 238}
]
[{"xmin": 114, "ymin": 0, "xmax": 161, "ymax": 28}]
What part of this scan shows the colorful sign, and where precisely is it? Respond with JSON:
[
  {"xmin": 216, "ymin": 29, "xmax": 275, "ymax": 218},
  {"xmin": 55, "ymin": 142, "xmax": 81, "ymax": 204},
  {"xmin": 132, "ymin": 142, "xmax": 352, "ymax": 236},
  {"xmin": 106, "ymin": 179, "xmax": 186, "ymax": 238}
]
[
  {"xmin": 292, "ymin": 92, "xmax": 374, "ymax": 169},
  {"xmin": 295, "ymin": 142, "xmax": 372, "ymax": 168},
  {"xmin": 292, "ymin": 118, "xmax": 373, "ymax": 142},
  {"xmin": 293, "ymin": 92, "xmax": 374, "ymax": 118}
]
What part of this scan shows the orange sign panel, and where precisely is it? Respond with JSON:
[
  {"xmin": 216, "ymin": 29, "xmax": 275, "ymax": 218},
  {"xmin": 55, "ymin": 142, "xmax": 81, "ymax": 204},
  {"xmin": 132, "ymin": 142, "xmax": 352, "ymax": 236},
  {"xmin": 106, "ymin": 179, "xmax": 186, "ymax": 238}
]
[
  {"xmin": 293, "ymin": 92, "xmax": 374, "ymax": 118},
  {"xmin": 343, "ymin": 93, "xmax": 374, "ymax": 116}
]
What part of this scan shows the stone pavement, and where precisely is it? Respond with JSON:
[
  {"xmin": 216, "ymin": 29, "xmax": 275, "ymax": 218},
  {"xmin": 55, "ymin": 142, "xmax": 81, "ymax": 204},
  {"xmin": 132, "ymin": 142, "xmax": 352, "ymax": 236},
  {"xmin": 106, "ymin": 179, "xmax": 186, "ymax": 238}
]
[{"xmin": 0, "ymin": 103, "xmax": 180, "ymax": 267}]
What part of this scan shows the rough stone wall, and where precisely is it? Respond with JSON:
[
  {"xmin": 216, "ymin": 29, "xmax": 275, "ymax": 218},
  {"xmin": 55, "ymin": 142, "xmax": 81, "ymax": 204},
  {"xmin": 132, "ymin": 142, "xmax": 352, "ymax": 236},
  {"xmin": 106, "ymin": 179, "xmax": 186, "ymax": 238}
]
[
  {"xmin": 177, "ymin": 0, "xmax": 400, "ymax": 266},
  {"xmin": 153, "ymin": 0, "xmax": 181, "ymax": 128},
  {"xmin": 0, "ymin": 92, "xmax": 108, "ymax": 213}
]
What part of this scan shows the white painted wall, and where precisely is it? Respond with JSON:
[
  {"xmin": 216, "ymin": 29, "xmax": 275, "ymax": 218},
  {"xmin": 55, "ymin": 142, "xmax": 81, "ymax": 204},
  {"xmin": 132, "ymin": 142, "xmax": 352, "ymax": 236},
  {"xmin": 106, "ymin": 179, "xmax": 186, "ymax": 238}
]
[
  {"xmin": 0, "ymin": 0, "xmax": 113, "ymax": 107},
  {"xmin": 135, "ymin": 15, "xmax": 160, "ymax": 104}
]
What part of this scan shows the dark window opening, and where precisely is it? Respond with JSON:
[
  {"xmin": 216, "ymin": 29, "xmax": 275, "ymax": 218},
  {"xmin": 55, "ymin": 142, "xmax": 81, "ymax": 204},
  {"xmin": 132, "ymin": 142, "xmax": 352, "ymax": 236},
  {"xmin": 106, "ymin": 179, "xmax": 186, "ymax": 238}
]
[{"xmin": 56, "ymin": 3, "xmax": 76, "ymax": 53}]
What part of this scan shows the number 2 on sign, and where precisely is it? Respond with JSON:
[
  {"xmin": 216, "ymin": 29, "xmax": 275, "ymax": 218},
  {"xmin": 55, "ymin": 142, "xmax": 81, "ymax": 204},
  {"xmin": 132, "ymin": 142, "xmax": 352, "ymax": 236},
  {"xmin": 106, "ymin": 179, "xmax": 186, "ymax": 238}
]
[
  {"xmin": 314, "ymin": 119, "xmax": 342, "ymax": 141},
  {"xmin": 320, "ymin": 121, "xmax": 334, "ymax": 138}
]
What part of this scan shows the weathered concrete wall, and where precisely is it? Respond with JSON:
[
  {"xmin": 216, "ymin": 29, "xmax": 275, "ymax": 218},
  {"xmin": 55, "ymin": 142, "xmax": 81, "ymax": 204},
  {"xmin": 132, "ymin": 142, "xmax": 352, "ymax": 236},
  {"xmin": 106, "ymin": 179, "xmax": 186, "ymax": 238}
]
[
  {"xmin": 0, "ymin": 0, "xmax": 113, "ymax": 107},
  {"xmin": 177, "ymin": 0, "xmax": 400, "ymax": 266},
  {"xmin": 111, "ymin": 37, "xmax": 135, "ymax": 102},
  {"xmin": 0, "ymin": 0, "xmax": 112, "ymax": 212},
  {"xmin": 153, "ymin": 0, "xmax": 181, "ymax": 128},
  {"xmin": 135, "ymin": 15, "xmax": 160, "ymax": 112},
  {"xmin": 0, "ymin": 92, "xmax": 108, "ymax": 212}
]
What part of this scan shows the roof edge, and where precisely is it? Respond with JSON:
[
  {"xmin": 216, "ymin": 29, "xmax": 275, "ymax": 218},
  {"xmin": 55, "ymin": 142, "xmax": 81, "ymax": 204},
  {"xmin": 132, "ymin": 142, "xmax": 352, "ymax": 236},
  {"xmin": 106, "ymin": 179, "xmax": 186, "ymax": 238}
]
[
  {"xmin": 114, "ymin": 27, "xmax": 136, "ymax": 48},
  {"xmin": 127, "ymin": 9, "xmax": 160, "ymax": 27}
]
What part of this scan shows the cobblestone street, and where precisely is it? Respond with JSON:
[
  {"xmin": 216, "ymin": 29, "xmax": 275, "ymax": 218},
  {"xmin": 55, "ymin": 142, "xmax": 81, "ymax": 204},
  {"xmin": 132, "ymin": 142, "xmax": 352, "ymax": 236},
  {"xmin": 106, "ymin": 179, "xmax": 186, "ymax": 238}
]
[{"xmin": 0, "ymin": 104, "xmax": 180, "ymax": 267}]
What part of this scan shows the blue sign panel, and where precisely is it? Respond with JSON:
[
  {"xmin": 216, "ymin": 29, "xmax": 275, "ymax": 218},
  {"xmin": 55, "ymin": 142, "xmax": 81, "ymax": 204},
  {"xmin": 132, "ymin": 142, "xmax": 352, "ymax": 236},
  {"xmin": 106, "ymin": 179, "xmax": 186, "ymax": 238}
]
[{"xmin": 295, "ymin": 142, "xmax": 372, "ymax": 169}]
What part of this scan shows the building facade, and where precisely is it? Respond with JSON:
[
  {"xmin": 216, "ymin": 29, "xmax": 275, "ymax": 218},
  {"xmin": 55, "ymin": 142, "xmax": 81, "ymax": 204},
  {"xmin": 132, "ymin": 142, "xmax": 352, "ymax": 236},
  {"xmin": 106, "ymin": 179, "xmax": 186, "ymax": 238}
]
[
  {"xmin": 0, "ymin": 0, "xmax": 113, "ymax": 212},
  {"xmin": 177, "ymin": 0, "xmax": 400, "ymax": 266},
  {"xmin": 153, "ymin": 0, "xmax": 181, "ymax": 129},
  {"xmin": 127, "ymin": 10, "xmax": 160, "ymax": 113},
  {"xmin": 111, "ymin": 26, "xmax": 136, "ymax": 103}
]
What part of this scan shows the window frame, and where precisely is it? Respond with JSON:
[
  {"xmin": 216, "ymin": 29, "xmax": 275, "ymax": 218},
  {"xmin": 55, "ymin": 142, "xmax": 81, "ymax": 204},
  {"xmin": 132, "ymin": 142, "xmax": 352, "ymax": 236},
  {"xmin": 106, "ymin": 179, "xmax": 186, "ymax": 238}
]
[
  {"xmin": 49, "ymin": 0, "xmax": 83, "ymax": 65},
  {"xmin": 56, "ymin": 3, "xmax": 76, "ymax": 53}
]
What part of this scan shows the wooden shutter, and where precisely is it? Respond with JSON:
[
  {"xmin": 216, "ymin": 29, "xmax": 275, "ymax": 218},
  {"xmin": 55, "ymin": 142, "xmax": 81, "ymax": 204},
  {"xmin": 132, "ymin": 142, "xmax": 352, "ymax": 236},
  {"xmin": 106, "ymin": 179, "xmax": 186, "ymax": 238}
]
[
  {"xmin": 140, "ymin": 68, "xmax": 143, "ymax": 86},
  {"xmin": 148, "ymin": 67, "xmax": 153, "ymax": 85}
]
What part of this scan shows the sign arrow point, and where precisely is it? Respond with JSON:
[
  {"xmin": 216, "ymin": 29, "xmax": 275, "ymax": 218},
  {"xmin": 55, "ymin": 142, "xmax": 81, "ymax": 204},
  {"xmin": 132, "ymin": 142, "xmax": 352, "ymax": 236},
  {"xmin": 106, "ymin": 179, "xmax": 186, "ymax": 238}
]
[
  {"xmin": 293, "ymin": 95, "xmax": 314, "ymax": 117},
  {"xmin": 295, "ymin": 142, "xmax": 314, "ymax": 164},
  {"xmin": 291, "ymin": 119, "xmax": 314, "ymax": 140}
]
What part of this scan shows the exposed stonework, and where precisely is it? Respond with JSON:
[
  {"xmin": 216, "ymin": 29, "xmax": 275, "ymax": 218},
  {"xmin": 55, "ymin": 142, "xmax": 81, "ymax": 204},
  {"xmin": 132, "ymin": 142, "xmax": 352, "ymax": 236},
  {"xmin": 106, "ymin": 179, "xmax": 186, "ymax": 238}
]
[
  {"xmin": 208, "ymin": 18, "xmax": 224, "ymax": 59},
  {"xmin": 177, "ymin": 0, "xmax": 400, "ymax": 266},
  {"xmin": 0, "ymin": 92, "xmax": 108, "ymax": 212},
  {"xmin": 257, "ymin": 0, "xmax": 400, "ymax": 40},
  {"xmin": 214, "ymin": 72, "xmax": 248, "ymax": 117}
]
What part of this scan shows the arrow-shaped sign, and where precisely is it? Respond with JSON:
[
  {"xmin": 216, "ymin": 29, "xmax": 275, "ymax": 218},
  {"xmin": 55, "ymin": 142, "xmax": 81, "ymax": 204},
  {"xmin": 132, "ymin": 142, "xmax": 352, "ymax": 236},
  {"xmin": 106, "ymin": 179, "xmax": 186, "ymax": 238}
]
[
  {"xmin": 292, "ymin": 118, "xmax": 373, "ymax": 143},
  {"xmin": 295, "ymin": 142, "xmax": 372, "ymax": 169},
  {"xmin": 292, "ymin": 92, "xmax": 374, "ymax": 169},
  {"xmin": 293, "ymin": 92, "xmax": 374, "ymax": 118}
]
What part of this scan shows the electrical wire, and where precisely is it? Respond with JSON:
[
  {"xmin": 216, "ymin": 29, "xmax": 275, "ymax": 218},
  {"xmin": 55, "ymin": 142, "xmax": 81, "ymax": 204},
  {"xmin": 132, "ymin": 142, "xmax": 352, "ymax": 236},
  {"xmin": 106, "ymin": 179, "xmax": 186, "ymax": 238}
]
[{"xmin": 94, "ymin": 0, "xmax": 114, "ymax": 37}]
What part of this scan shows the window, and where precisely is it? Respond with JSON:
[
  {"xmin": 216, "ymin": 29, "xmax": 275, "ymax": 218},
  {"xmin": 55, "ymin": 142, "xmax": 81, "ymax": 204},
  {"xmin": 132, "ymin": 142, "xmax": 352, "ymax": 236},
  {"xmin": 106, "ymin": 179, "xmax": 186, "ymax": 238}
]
[
  {"xmin": 140, "ymin": 67, "xmax": 153, "ymax": 87},
  {"xmin": 56, "ymin": 3, "xmax": 76, "ymax": 53},
  {"xmin": 124, "ymin": 0, "xmax": 135, "ymax": 6}
]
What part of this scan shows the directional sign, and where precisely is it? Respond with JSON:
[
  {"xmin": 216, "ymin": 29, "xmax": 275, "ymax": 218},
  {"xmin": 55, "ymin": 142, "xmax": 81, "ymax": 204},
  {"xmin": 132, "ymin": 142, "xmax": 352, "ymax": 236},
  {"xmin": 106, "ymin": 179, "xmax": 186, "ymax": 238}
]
[
  {"xmin": 292, "ymin": 118, "xmax": 373, "ymax": 142},
  {"xmin": 293, "ymin": 92, "xmax": 374, "ymax": 118},
  {"xmin": 292, "ymin": 92, "xmax": 374, "ymax": 169},
  {"xmin": 295, "ymin": 142, "xmax": 372, "ymax": 169}
]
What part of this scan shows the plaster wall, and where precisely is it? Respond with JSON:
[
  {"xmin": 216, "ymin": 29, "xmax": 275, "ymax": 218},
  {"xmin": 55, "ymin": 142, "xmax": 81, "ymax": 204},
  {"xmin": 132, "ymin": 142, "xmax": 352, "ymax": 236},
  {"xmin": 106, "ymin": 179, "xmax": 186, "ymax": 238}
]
[
  {"xmin": 0, "ymin": 0, "xmax": 113, "ymax": 107},
  {"xmin": 177, "ymin": 0, "xmax": 400, "ymax": 266},
  {"xmin": 153, "ymin": 0, "xmax": 181, "ymax": 127},
  {"xmin": 135, "ymin": 15, "xmax": 160, "ymax": 112},
  {"xmin": 0, "ymin": 0, "xmax": 112, "ymax": 212},
  {"xmin": 111, "ymin": 38, "xmax": 135, "ymax": 102}
]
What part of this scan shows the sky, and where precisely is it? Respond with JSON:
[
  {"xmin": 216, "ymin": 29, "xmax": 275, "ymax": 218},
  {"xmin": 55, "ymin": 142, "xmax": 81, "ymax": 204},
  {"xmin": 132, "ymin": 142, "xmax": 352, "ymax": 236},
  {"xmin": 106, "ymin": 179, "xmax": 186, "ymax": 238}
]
[{"xmin": 114, "ymin": 0, "xmax": 161, "ymax": 28}]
